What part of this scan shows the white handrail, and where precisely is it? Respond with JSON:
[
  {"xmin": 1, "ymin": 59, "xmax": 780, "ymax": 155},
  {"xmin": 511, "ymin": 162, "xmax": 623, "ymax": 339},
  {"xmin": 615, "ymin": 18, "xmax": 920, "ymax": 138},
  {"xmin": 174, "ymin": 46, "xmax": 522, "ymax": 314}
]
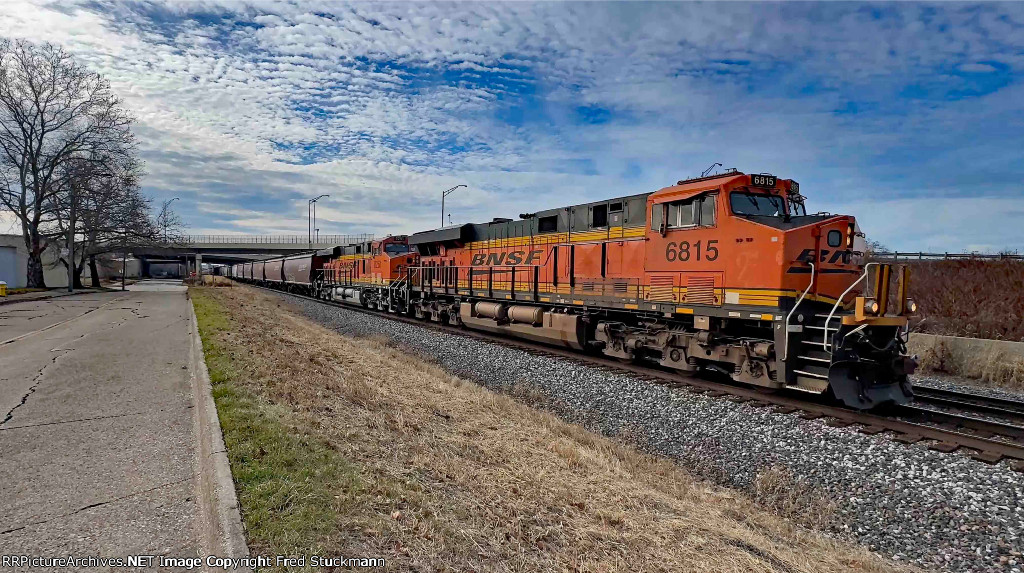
[
  {"xmin": 823, "ymin": 262, "xmax": 878, "ymax": 353},
  {"xmin": 781, "ymin": 262, "xmax": 814, "ymax": 361}
]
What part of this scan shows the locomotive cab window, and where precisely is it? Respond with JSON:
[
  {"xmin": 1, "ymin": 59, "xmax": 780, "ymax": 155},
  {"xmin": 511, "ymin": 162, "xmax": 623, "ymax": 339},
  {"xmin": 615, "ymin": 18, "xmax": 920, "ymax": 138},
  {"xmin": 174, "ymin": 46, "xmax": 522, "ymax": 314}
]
[
  {"xmin": 658, "ymin": 193, "xmax": 717, "ymax": 229},
  {"xmin": 385, "ymin": 243, "xmax": 409, "ymax": 255},
  {"xmin": 789, "ymin": 197, "xmax": 807, "ymax": 216},
  {"xmin": 730, "ymin": 191, "xmax": 786, "ymax": 217}
]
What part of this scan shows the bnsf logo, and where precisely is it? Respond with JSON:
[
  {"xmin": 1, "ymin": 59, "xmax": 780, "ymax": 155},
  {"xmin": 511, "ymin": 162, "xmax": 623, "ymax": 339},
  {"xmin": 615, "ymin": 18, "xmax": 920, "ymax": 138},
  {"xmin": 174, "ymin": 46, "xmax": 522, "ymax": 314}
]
[
  {"xmin": 470, "ymin": 250, "xmax": 543, "ymax": 266},
  {"xmin": 796, "ymin": 248, "xmax": 853, "ymax": 264}
]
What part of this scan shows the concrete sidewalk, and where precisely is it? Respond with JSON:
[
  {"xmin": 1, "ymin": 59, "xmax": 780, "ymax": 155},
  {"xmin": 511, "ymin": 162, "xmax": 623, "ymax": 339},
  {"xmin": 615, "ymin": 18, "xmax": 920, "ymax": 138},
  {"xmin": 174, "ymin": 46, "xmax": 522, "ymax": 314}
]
[
  {"xmin": 0, "ymin": 280, "xmax": 210, "ymax": 569},
  {"xmin": 0, "ymin": 287, "xmax": 103, "ymax": 306}
]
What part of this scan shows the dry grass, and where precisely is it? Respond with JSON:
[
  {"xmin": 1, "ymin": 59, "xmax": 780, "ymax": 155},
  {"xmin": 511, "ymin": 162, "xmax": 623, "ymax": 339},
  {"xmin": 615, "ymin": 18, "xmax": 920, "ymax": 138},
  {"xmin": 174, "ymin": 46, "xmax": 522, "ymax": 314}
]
[
  {"xmin": 192, "ymin": 285, "xmax": 909, "ymax": 573},
  {"xmin": 906, "ymin": 259, "xmax": 1024, "ymax": 342},
  {"xmin": 911, "ymin": 334, "xmax": 1024, "ymax": 391},
  {"xmin": 187, "ymin": 275, "xmax": 233, "ymax": 287},
  {"xmin": 751, "ymin": 466, "xmax": 838, "ymax": 532}
]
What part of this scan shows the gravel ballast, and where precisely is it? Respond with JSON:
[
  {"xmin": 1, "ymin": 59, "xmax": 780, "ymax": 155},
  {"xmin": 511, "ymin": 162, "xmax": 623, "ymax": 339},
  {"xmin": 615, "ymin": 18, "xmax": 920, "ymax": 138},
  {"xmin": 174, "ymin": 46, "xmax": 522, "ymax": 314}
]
[{"xmin": 276, "ymin": 292, "xmax": 1024, "ymax": 573}]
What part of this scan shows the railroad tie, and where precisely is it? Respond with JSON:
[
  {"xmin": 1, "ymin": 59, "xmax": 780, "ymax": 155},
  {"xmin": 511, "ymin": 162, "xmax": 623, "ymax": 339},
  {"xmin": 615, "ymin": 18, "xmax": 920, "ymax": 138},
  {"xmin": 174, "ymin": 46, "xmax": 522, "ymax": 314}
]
[
  {"xmin": 970, "ymin": 450, "xmax": 1004, "ymax": 464},
  {"xmin": 892, "ymin": 433, "xmax": 923, "ymax": 444}
]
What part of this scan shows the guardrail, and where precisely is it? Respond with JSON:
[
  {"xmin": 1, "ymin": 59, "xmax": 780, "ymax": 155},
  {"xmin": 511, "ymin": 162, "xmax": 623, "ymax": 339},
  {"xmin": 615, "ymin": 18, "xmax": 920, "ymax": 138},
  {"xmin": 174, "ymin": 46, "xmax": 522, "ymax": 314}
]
[
  {"xmin": 873, "ymin": 251, "xmax": 1024, "ymax": 261},
  {"xmin": 180, "ymin": 234, "xmax": 376, "ymax": 245}
]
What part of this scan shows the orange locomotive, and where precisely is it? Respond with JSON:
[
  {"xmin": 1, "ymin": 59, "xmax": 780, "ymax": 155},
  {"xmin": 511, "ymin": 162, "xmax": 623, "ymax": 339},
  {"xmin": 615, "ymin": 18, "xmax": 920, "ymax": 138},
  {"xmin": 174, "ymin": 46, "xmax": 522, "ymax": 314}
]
[
  {"xmin": 233, "ymin": 170, "xmax": 917, "ymax": 410},
  {"xmin": 404, "ymin": 171, "xmax": 917, "ymax": 409},
  {"xmin": 320, "ymin": 235, "xmax": 415, "ymax": 310}
]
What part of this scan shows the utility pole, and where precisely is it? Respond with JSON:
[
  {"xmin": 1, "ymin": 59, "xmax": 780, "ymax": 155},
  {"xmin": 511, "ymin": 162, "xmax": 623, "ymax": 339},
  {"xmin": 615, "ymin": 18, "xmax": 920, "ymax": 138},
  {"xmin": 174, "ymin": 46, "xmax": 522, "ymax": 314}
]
[
  {"xmin": 66, "ymin": 183, "xmax": 76, "ymax": 292},
  {"xmin": 308, "ymin": 194, "xmax": 328, "ymax": 247},
  {"xmin": 441, "ymin": 184, "xmax": 466, "ymax": 227},
  {"xmin": 121, "ymin": 227, "xmax": 127, "ymax": 291}
]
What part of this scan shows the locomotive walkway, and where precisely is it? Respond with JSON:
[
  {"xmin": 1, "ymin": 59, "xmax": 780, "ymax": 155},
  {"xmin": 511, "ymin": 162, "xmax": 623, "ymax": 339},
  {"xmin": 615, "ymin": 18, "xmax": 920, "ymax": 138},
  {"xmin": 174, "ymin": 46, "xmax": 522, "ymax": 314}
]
[{"xmin": 0, "ymin": 280, "xmax": 245, "ymax": 568}]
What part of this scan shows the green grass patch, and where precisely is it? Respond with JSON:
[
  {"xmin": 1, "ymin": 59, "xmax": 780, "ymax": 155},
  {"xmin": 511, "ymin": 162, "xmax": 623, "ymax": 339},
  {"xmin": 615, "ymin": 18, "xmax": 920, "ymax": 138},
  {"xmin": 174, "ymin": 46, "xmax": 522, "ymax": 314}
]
[{"xmin": 190, "ymin": 288, "xmax": 363, "ymax": 559}]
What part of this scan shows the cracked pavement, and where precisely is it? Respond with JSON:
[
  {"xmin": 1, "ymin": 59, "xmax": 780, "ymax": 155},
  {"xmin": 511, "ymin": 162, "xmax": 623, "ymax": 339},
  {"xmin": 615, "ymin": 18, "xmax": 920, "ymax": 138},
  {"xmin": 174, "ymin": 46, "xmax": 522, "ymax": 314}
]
[{"xmin": 0, "ymin": 280, "xmax": 201, "ymax": 569}]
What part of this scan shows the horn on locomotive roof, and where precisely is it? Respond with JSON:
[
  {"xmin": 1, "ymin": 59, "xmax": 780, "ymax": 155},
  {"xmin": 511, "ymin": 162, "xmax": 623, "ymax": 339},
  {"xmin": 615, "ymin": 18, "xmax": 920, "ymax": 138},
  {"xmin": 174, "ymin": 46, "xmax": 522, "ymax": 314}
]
[{"xmin": 677, "ymin": 167, "xmax": 741, "ymax": 186}]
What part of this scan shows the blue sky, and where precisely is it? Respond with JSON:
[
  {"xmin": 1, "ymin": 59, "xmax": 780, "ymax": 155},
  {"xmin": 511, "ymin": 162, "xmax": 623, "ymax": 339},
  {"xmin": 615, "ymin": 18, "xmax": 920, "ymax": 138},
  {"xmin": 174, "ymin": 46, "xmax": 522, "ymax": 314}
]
[{"xmin": 2, "ymin": 1, "xmax": 1023, "ymax": 251}]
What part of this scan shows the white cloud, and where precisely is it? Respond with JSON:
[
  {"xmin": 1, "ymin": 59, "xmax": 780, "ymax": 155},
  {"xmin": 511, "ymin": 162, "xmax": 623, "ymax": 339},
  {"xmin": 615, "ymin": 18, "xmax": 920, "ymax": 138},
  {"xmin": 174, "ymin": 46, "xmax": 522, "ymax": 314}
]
[{"xmin": 0, "ymin": 1, "xmax": 1022, "ymax": 251}]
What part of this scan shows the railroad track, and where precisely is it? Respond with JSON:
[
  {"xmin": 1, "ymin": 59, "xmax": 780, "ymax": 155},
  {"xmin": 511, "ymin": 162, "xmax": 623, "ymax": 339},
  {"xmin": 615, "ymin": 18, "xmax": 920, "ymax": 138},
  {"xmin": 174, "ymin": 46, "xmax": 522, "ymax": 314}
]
[
  {"xmin": 912, "ymin": 385, "xmax": 1024, "ymax": 421},
  {"xmin": 238, "ymin": 283, "xmax": 1024, "ymax": 472}
]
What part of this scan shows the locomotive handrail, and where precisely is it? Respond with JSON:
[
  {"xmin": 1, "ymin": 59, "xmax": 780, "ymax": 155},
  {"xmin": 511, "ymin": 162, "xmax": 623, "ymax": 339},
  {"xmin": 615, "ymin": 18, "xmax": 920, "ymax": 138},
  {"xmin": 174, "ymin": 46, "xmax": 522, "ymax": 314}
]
[
  {"xmin": 781, "ymin": 262, "xmax": 814, "ymax": 361},
  {"xmin": 823, "ymin": 262, "xmax": 878, "ymax": 354}
]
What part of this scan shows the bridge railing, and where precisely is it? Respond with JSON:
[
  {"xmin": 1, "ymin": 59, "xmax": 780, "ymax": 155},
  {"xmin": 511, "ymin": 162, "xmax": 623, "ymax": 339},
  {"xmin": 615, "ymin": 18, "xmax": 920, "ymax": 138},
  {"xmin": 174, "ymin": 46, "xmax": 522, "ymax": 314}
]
[
  {"xmin": 873, "ymin": 251, "xmax": 1023, "ymax": 261},
  {"xmin": 180, "ymin": 234, "xmax": 376, "ymax": 245}
]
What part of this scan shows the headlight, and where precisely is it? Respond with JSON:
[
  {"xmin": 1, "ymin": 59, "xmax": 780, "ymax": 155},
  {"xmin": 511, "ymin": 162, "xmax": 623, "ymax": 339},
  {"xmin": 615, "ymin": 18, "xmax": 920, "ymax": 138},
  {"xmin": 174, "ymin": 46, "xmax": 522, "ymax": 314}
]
[
  {"xmin": 907, "ymin": 299, "xmax": 918, "ymax": 314},
  {"xmin": 863, "ymin": 299, "xmax": 880, "ymax": 314}
]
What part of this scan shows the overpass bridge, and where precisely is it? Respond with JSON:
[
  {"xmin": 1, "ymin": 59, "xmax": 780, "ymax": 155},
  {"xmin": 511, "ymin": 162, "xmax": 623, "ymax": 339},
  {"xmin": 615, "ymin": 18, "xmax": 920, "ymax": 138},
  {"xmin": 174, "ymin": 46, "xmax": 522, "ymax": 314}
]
[{"xmin": 131, "ymin": 234, "xmax": 377, "ymax": 277}]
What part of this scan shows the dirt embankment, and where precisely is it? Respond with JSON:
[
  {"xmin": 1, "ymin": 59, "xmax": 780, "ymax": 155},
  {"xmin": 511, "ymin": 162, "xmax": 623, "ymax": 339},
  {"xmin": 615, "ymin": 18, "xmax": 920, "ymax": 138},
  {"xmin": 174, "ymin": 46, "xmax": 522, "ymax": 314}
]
[{"xmin": 192, "ymin": 285, "xmax": 907, "ymax": 573}]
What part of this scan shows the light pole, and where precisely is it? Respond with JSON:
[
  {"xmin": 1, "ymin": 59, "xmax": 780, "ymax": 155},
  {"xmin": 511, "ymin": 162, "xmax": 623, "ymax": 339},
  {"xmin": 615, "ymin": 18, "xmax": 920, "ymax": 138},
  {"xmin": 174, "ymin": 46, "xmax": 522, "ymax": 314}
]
[
  {"xmin": 308, "ymin": 194, "xmax": 328, "ymax": 247},
  {"xmin": 162, "ymin": 197, "xmax": 179, "ymax": 243},
  {"xmin": 441, "ymin": 184, "xmax": 466, "ymax": 227}
]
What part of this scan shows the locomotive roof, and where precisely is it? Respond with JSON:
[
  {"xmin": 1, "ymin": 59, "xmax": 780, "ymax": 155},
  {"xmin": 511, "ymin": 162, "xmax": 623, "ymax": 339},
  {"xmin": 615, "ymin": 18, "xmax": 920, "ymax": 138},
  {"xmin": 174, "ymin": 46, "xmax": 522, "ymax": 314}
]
[
  {"xmin": 650, "ymin": 171, "xmax": 748, "ymax": 202},
  {"xmin": 409, "ymin": 191, "xmax": 651, "ymax": 249}
]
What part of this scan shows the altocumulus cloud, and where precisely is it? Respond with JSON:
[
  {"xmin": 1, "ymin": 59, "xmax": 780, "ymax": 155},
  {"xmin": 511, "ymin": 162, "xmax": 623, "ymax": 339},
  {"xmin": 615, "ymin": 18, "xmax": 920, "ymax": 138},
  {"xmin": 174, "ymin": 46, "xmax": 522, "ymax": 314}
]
[{"xmin": 1, "ymin": 1, "xmax": 1023, "ymax": 250}]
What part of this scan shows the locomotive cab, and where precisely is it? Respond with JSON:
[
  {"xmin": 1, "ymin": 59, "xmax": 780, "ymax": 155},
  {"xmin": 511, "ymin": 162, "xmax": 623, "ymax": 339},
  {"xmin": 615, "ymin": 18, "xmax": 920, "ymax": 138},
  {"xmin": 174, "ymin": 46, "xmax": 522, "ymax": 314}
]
[{"xmin": 646, "ymin": 171, "xmax": 915, "ymax": 408}]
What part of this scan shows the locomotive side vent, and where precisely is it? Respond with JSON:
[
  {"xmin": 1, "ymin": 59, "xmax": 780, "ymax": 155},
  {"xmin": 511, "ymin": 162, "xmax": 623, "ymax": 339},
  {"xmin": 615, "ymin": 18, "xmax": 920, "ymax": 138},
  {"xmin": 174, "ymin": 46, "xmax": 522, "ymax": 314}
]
[
  {"xmin": 685, "ymin": 276, "xmax": 716, "ymax": 305},
  {"xmin": 650, "ymin": 275, "xmax": 676, "ymax": 302}
]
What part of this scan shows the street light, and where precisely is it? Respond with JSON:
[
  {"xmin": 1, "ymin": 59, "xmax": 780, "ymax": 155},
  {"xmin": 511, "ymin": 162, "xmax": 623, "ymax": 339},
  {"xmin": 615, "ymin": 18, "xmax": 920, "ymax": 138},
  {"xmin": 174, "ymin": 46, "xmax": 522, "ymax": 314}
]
[
  {"xmin": 441, "ymin": 184, "xmax": 466, "ymax": 227},
  {"xmin": 308, "ymin": 194, "xmax": 328, "ymax": 247},
  {"xmin": 162, "ymin": 197, "xmax": 179, "ymax": 243}
]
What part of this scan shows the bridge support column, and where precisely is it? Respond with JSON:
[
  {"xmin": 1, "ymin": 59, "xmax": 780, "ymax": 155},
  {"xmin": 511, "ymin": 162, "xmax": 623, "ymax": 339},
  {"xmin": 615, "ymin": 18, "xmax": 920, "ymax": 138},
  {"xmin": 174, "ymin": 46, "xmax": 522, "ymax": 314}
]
[{"xmin": 195, "ymin": 252, "xmax": 203, "ymax": 279}]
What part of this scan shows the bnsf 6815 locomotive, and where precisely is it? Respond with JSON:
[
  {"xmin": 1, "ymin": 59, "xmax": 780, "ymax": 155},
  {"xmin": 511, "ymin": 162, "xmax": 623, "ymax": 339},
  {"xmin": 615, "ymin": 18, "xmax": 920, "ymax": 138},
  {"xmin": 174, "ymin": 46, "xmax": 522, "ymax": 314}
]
[{"xmin": 233, "ymin": 170, "xmax": 917, "ymax": 410}]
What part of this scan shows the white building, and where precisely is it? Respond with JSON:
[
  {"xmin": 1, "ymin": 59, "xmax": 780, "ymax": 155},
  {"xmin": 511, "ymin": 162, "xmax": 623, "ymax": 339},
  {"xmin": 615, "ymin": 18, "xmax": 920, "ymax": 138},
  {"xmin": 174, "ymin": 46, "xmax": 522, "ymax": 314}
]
[{"xmin": 0, "ymin": 234, "xmax": 71, "ymax": 289}]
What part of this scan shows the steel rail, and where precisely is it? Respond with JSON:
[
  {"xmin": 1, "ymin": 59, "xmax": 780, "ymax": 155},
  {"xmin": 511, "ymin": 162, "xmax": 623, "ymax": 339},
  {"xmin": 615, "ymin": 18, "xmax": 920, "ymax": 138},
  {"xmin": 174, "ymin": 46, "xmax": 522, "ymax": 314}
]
[
  {"xmin": 913, "ymin": 386, "xmax": 1024, "ymax": 419},
  {"xmin": 236, "ymin": 281, "xmax": 1024, "ymax": 471},
  {"xmin": 895, "ymin": 405, "xmax": 1024, "ymax": 441}
]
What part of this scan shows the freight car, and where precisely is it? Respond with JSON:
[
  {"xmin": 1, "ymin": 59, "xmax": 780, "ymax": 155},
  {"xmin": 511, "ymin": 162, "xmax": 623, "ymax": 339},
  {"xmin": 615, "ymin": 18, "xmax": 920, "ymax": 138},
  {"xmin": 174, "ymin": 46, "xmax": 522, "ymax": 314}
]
[{"xmin": 235, "ymin": 170, "xmax": 917, "ymax": 410}]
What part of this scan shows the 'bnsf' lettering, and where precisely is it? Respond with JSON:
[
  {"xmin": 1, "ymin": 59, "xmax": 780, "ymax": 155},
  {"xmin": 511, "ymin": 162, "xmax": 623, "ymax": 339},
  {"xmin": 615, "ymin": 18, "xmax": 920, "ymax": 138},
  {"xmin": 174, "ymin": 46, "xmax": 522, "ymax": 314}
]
[
  {"xmin": 796, "ymin": 248, "xmax": 852, "ymax": 265},
  {"xmin": 470, "ymin": 249, "xmax": 543, "ymax": 266}
]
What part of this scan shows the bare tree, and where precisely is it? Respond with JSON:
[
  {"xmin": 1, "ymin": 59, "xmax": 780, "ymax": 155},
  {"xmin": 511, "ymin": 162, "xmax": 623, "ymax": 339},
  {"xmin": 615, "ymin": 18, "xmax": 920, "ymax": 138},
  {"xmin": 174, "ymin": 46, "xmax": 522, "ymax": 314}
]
[
  {"xmin": 156, "ymin": 198, "xmax": 185, "ymax": 245},
  {"xmin": 0, "ymin": 39, "xmax": 134, "ymax": 287},
  {"xmin": 47, "ymin": 150, "xmax": 155, "ymax": 287}
]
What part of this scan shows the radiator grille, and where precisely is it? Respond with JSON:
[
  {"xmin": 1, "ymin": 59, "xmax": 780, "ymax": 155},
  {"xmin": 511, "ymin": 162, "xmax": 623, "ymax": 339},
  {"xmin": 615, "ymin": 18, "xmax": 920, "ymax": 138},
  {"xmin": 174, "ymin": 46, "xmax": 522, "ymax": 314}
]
[
  {"xmin": 649, "ymin": 275, "xmax": 676, "ymax": 302},
  {"xmin": 685, "ymin": 276, "xmax": 716, "ymax": 305}
]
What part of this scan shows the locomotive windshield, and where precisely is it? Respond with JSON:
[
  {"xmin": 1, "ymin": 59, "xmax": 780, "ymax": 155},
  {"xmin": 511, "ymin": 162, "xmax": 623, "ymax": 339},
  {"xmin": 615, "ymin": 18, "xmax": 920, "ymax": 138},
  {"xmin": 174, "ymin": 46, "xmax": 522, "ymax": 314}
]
[
  {"xmin": 789, "ymin": 196, "xmax": 806, "ymax": 216},
  {"xmin": 730, "ymin": 191, "xmax": 806, "ymax": 217},
  {"xmin": 731, "ymin": 192, "xmax": 785, "ymax": 216},
  {"xmin": 385, "ymin": 243, "xmax": 410, "ymax": 255}
]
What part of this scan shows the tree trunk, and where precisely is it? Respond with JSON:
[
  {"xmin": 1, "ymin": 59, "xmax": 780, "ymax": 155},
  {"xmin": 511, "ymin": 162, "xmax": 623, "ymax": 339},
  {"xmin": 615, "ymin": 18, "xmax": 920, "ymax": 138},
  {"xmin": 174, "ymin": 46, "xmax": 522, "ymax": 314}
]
[
  {"xmin": 26, "ymin": 251, "xmax": 46, "ymax": 288},
  {"xmin": 89, "ymin": 255, "xmax": 101, "ymax": 288},
  {"xmin": 73, "ymin": 266, "xmax": 85, "ymax": 289}
]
